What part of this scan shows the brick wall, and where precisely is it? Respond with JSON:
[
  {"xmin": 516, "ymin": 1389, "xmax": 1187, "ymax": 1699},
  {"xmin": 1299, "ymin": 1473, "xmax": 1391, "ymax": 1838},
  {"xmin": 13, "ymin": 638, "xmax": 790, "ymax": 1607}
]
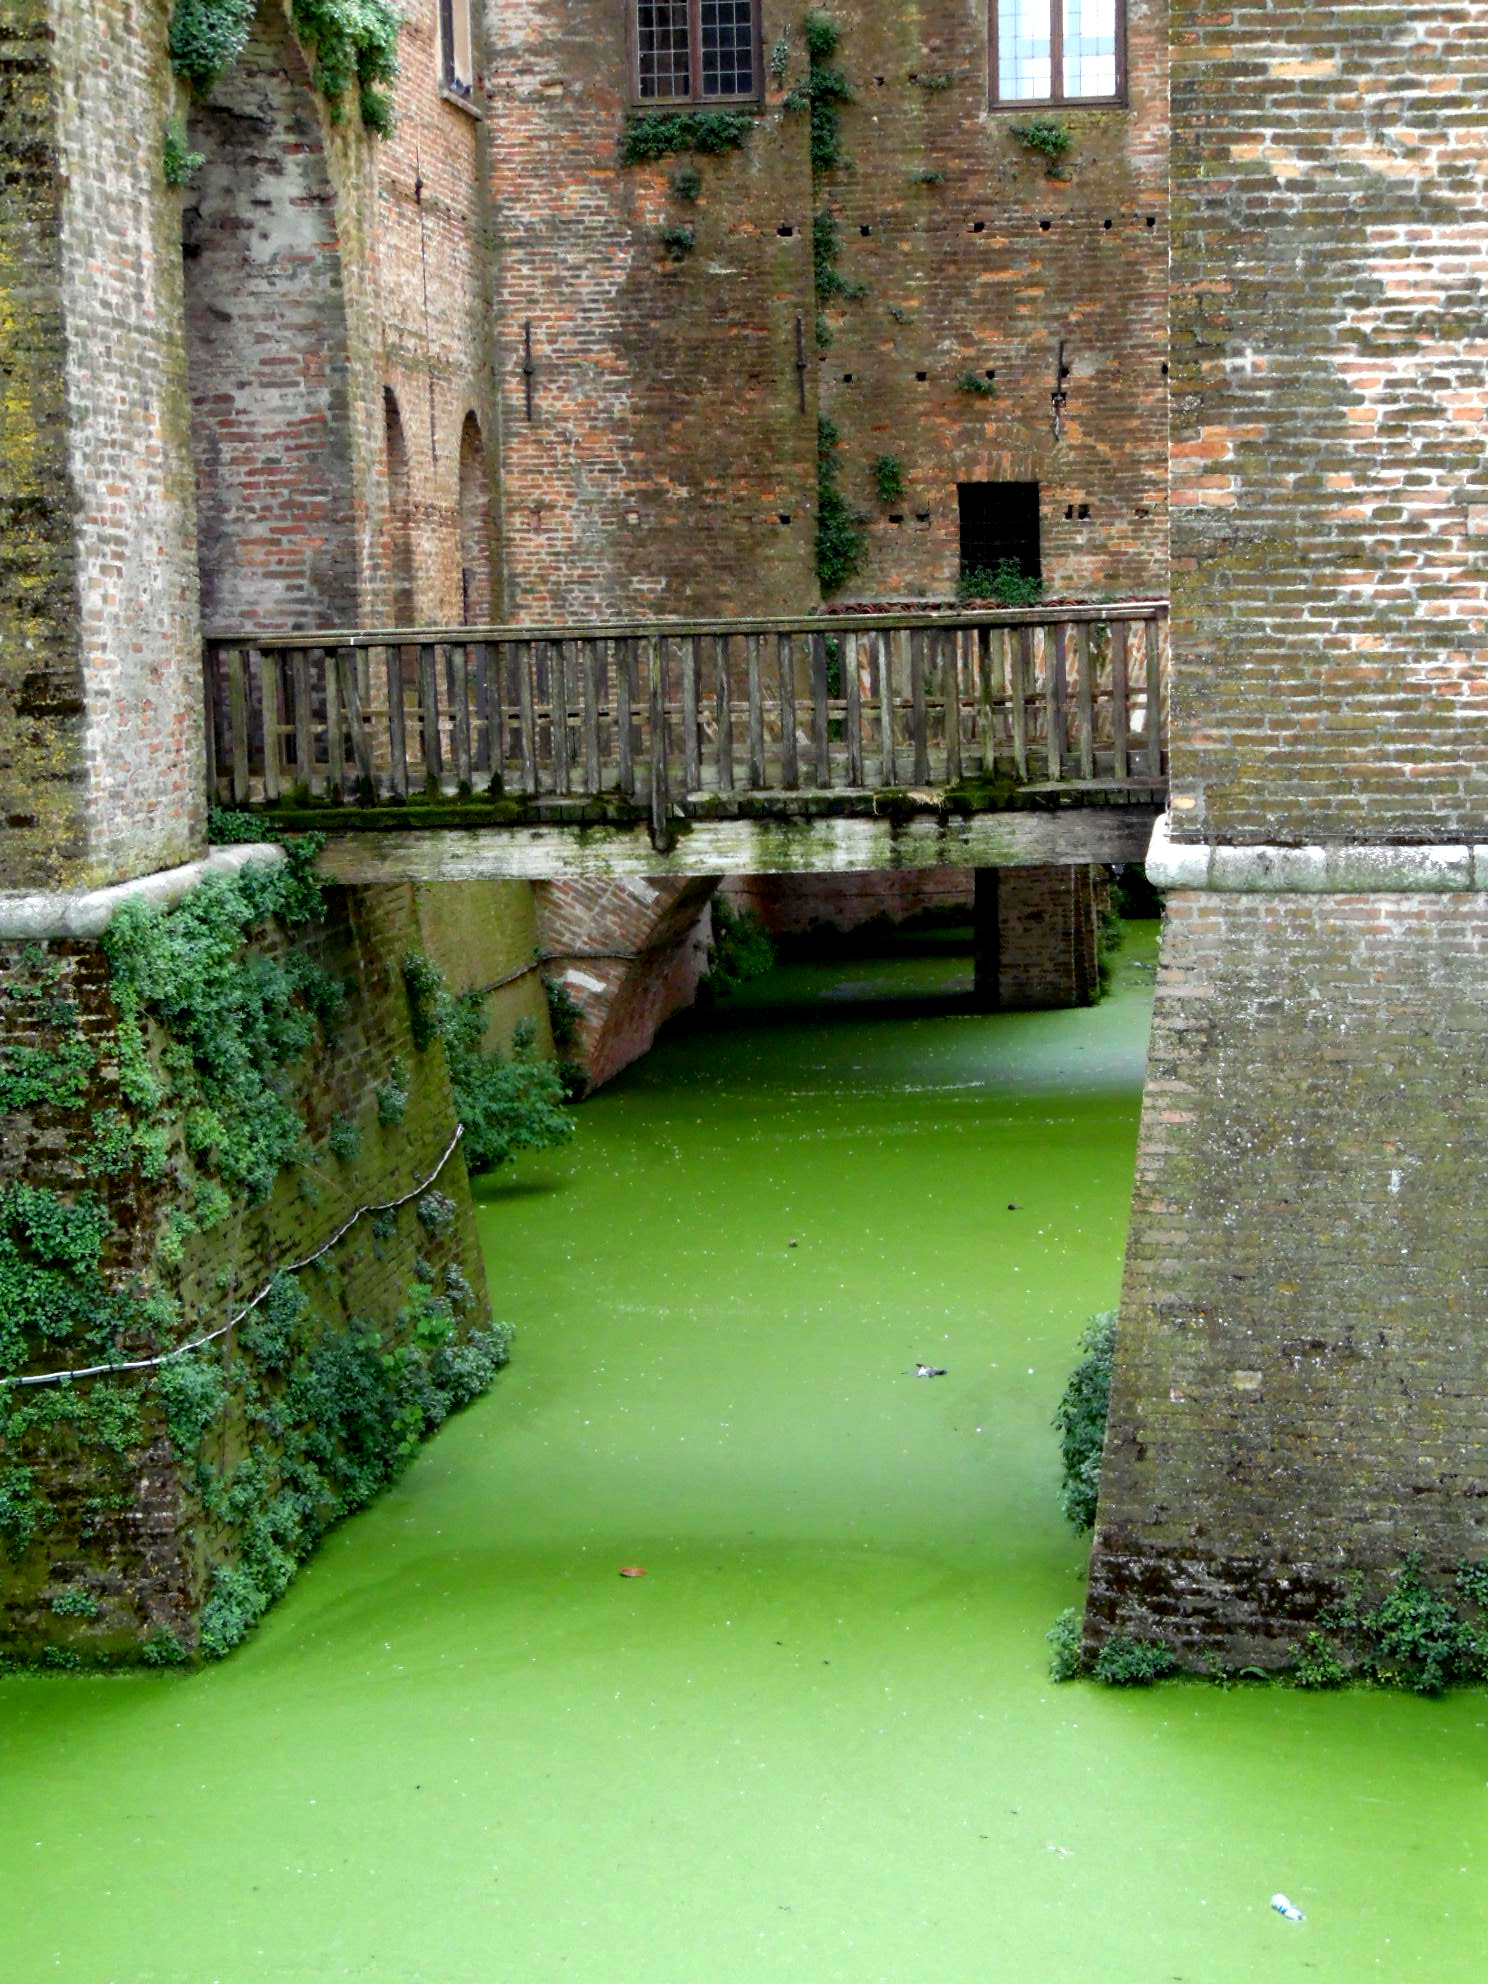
[
  {"xmin": 369, "ymin": 0, "xmax": 499, "ymax": 626},
  {"xmin": 0, "ymin": 0, "xmax": 203, "ymax": 891},
  {"xmin": 412, "ymin": 878, "xmax": 554, "ymax": 1053},
  {"xmin": 1091, "ymin": 891, "xmax": 1488, "ymax": 1665},
  {"xmin": 1167, "ymin": 0, "xmax": 1488, "ymax": 846},
  {"xmin": 184, "ymin": 9, "xmax": 360, "ymax": 631},
  {"xmin": 535, "ymin": 876, "xmax": 717, "ymax": 1088},
  {"xmin": 819, "ymin": 0, "xmax": 1168, "ymax": 604},
  {"xmin": 996, "ymin": 864, "xmax": 1101, "ymax": 1008},
  {"xmin": 722, "ymin": 868, "xmax": 974, "ymax": 939},
  {"xmin": 482, "ymin": 0, "xmax": 1167, "ymax": 618},
  {"xmin": 0, "ymin": 882, "xmax": 494, "ymax": 1660}
]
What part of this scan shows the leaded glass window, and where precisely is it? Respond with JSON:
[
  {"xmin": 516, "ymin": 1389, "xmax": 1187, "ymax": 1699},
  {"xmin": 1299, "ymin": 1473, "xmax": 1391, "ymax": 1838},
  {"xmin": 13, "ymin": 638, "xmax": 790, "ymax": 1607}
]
[
  {"xmin": 992, "ymin": 0, "xmax": 1124, "ymax": 104},
  {"xmin": 635, "ymin": 0, "xmax": 758, "ymax": 101}
]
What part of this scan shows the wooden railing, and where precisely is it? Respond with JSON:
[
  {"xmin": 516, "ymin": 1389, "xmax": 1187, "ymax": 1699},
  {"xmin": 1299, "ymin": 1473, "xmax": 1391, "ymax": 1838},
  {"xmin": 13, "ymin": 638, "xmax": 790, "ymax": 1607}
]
[{"xmin": 204, "ymin": 603, "xmax": 1168, "ymax": 838}]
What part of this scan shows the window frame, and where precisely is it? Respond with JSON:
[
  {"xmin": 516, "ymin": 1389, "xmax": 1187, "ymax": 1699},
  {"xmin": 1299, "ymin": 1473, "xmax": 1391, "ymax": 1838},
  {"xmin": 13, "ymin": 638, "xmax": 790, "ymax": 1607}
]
[
  {"xmin": 988, "ymin": 0, "xmax": 1127, "ymax": 111},
  {"xmin": 627, "ymin": 0, "xmax": 765, "ymax": 108},
  {"xmin": 439, "ymin": 0, "xmax": 476, "ymax": 103}
]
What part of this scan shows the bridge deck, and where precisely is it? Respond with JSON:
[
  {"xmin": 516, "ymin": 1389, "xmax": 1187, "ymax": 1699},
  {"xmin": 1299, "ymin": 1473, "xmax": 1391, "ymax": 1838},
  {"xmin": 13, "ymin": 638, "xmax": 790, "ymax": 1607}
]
[{"xmin": 205, "ymin": 603, "xmax": 1168, "ymax": 853}]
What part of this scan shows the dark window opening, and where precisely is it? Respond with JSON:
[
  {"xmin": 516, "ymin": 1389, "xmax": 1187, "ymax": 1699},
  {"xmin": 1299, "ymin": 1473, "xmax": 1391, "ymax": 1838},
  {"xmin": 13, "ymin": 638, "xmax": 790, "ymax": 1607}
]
[
  {"xmin": 958, "ymin": 481, "xmax": 1041, "ymax": 583},
  {"xmin": 636, "ymin": 0, "xmax": 759, "ymax": 102}
]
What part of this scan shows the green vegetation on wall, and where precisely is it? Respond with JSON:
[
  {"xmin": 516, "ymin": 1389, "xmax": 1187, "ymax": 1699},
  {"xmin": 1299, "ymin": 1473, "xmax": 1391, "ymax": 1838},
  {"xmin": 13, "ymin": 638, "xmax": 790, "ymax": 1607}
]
[
  {"xmin": 0, "ymin": 843, "xmax": 513, "ymax": 1667},
  {"xmin": 815, "ymin": 416, "xmax": 866, "ymax": 596},
  {"xmin": 401, "ymin": 955, "xmax": 575, "ymax": 1177},
  {"xmin": 1052, "ymin": 1310, "xmax": 1114, "ymax": 1532},
  {"xmin": 1009, "ymin": 117, "xmax": 1073, "ymax": 175},
  {"xmin": 958, "ymin": 562, "xmax": 1044, "ymax": 607},
  {"xmin": 168, "ymin": 0, "xmax": 401, "ymax": 136},
  {"xmin": 618, "ymin": 110, "xmax": 755, "ymax": 166},
  {"xmin": 698, "ymin": 901, "xmax": 775, "ymax": 1005},
  {"xmin": 786, "ymin": 10, "xmax": 853, "ymax": 173}
]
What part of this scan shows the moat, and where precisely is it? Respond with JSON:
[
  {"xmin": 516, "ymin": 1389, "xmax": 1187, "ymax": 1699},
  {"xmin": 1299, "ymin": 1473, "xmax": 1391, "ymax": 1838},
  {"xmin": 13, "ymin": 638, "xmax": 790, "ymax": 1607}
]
[{"xmin": 1, "ymin": 926, "xmax": 1482, "ymax": 1982}]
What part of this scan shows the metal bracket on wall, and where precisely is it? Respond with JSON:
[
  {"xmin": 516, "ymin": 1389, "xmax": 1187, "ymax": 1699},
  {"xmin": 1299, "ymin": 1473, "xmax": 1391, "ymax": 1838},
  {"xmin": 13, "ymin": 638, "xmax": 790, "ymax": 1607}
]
[
  {"xmin": 1051, "ymin": 337, "xmax": 1071, "ymax": 442},
  {"xmin": 523, "ymin": 321, "xmax": 535, "ymax": 420},
  {"xmin": 795, "ymin": 316, "xmax": 808, "ymax": 413}
]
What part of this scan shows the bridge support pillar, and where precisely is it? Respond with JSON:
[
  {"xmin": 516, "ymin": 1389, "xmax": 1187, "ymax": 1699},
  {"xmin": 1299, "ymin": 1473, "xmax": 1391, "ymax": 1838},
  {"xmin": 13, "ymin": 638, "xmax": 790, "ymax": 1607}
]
[
  {"xmin": 1088, "ymin": 829, "xmax": 1488, "ymax": 1670},
  {"xmin": 974, "ymin": 865, "xmax": 1102, "ymax": 1012}
]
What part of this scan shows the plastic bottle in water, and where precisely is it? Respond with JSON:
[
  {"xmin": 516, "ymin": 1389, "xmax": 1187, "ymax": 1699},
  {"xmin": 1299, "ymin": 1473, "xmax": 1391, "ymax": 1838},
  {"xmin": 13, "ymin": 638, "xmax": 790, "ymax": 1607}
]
[{"xmin": 1270, "ymin": 1893, "xmax": 1304, "ymax": 1922}]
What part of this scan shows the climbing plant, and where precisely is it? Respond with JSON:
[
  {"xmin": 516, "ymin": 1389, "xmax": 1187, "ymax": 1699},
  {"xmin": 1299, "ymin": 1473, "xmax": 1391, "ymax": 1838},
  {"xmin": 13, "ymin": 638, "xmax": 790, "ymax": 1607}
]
[
  {"xmin": 167, "ymin": 0, "xmax": 401, "ymax": 135},
  {"xmin": 815, "ymin": 416, "xmax": 866, "ymax": 595},
  {"xmin": 1052, "ymin": 1310, "xmax": 1115, "ymax": 1531},
  {"xmin": 401, "ymin": 956, "xmax": 575, "ymax": 1176},
  {"xmin": 786, "ymin": 10, "xmax": 854, "ymax": 173},
  {"xmin": 698, "ymin": 901, "xmax": 775, "ymax": 1005},
  {"xmin": 618, "ymin": 110, "xmax": 755, "ymax": 166},
  {"xmin": 0, "ymin": 838, "xmax": 519, "ymax": 1663}
]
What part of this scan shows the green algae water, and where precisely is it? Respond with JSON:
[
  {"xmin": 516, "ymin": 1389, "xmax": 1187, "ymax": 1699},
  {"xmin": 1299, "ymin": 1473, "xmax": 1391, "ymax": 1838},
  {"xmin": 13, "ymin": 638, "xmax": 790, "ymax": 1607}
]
[{"xmin": 3, "ymin": 923, "xmax": 1485, "ymax": 1982}]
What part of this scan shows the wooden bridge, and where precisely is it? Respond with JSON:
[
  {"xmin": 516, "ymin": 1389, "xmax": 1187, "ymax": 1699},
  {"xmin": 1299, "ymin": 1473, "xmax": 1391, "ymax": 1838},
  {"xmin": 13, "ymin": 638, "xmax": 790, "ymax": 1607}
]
[{"xmin": 203, "ymin": 603, "xmax": 1169, "ymax": 881}]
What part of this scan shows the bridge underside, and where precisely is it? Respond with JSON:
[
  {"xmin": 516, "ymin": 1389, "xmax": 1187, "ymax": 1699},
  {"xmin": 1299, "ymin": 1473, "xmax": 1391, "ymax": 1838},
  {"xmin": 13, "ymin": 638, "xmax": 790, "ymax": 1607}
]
[{"xmin": 297, "ymin": 791, "xmax": 1162, "ymax": 884}]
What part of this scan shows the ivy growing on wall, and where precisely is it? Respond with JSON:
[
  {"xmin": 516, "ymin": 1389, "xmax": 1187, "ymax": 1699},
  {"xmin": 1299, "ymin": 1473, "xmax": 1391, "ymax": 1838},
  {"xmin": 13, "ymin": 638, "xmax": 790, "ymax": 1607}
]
[
  {"xmin": 167, "ymin": 0, "xmax": 402, "ymax": 138},
  {"xmin": 815, "ymin": 416, "xmax": 866, "ymax": 596},
  {"xmin": 618, "ymin": 110, "xmax": 755, "ymax": 166},
  {"xmin": 401, "ymin": 956, "xmax": 575, "ymax": 1176},
  {"xmin": 786, "ymin": 8, "xmax": 861, "ymax": 352}
]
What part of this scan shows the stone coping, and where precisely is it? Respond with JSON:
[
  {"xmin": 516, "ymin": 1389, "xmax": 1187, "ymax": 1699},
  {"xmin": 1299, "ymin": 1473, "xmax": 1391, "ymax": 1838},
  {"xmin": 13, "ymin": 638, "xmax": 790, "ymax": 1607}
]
[
  {"xmin": 0, "ymin": 846, "xmax": 285, "ymax": 940},
  {"xmin": 1148, "ymin": 815, "xmax": 1488, "ymax": 893}
]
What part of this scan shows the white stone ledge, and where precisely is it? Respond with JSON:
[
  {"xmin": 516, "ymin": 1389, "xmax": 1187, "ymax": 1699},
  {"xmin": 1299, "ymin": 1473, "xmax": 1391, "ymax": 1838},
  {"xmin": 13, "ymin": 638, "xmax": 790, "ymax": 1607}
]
[
  {"xmin": 1148, "ymin": 816, "xmax": 1483, "ymax": 893},
  {"xmin": 0, "ymin": 846, "xmax": 285, "ymax": 940}
]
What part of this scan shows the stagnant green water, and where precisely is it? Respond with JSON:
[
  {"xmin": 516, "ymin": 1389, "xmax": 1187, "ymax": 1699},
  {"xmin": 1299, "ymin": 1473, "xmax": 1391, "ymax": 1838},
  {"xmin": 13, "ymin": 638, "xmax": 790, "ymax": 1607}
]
[{"xmin": 3, "ymin": 924, "xmax": 1485, "ymax": 1981}]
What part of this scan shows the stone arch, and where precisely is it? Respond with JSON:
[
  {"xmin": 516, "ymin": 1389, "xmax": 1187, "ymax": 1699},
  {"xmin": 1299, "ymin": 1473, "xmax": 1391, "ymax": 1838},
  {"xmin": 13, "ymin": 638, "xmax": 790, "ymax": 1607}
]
[
  {"xmin": 534, "ymin": 879, "xmax": 720, "ymax": 1092},
  {"xmin": 457, "ymin": 411, "xmax": 494, "ymax": 625},
  {"xmin": 182, "ymin": 1, "xmax": 357, "ymax": 632},
  {"xmin": 384, "ymin": 388, "xmax": 416, "ymax": 625}
]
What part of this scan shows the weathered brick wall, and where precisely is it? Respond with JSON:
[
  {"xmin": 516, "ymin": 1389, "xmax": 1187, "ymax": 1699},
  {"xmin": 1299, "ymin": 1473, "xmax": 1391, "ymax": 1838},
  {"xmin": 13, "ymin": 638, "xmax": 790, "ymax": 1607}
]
[
  {"xmin": 0, "ymin": 0, "xmax": 203, "ymax": 891},
  {"xmin": 1091, "ymin": 891, "xmax": 1488, "ymax": 1666},
  {"xmin": 184, "ymin": 9, "xmax": 359, "ymax": 631},
  {"xmin": 412, "ymin": 879, "xmax": 554, "ymax": 1053},
  {"xmin": 819, "ymin": 0, "xmax": 1168, "ymax": 604},
  {"xmin": 721, "ymin": 868, "xmax": 974, "ymax": 938},
  {"xmin": 482, "ymin": 0, "xmax": 1166, "ymax": 619},
  {"xmin": 1167, "ymin": 0, "xmax": 1488, "ymax": 846},
  {"xmin": 996, "ymin": 864, "xmax": 1101, "ymax": 1008},
  {"xmin": 0, "ymin": 882, "xmax": 495, "ymax": 1662},
  {"xmin": 370, "ymin": 2, "xmax": 499, "ymax": 626},
  {"xmin": 535, "ymin": 876, "xmax": 716, "ymax": 1088},
  {"xmin": 181, "ymin": 0, "xmax": 499, "ymax": 636},
  {"xmin": 484, "ymin": 0, "xmax": 818, "ymax": 620}
]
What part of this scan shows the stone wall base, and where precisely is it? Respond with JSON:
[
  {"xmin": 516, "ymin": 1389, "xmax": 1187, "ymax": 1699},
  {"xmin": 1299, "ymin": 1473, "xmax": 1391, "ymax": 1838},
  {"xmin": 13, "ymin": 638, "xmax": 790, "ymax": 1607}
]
[{"xmin": 1088, "ymin": 883, "xmax": 1488, "ymax": 1668}]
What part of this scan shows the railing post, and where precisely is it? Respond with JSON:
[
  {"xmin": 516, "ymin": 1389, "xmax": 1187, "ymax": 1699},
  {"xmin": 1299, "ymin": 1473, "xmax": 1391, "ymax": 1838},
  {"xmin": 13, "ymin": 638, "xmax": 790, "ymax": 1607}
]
[
  {"xmin": 943, "ymin": 629, "xmax": 962, "ymax": 784},
  {"xmin": 844, "ymin": 630, "xmax": 863, "ymax": 787},
  {"xmin": 1110, "ymin": 621, "xmax": 1129, "ymax": 780},
  {"xmin": 778, "ymin": 633, "xmax": 798, "ymax": 790},
  {"xmin": 746, "ymin": 633, "xmax": 765, "ymax": 790},
  {"xmin": 1145, "ymin": 614, "xmax": 1165, "ymax": 779},
  {"xmin": 880, "ymin": 630, "xmax": 901, "ymax": 785},
  {"xmin": 202, "ymin": 644, "xmax": 221, "ymax": 801},
  {"xmin": 810, "ymin": 631, "xmax": 831, "ymax": 787},
  {"xmin": 648, "ymin": 634, "xmax": 671, "ymax": 848},
  {"xmin": 618, "ymin": 638, "xmax": 636, "ymax": 800},
  {"xmin": 910, "ymin": 629, "xmax": 929, "ymax": 784},
  {"xmin": 516, "ymin": 641, "xmax": 537, "ymax": 791},
  {"xmin": 385, "ymin": 645, "xmax": 409, "ymax": 798},
  {"xmin": 715, "ymin": 634, "xmax": 734, "ymax": 793},
  {"xmin": 1012, "ymin": 627, "xmax": 1031, "ymax": 779},
  {"xmin": 226, "ymin": 647, "xmax": 250, "ymax": 806},
  {"xmin": 1076, "ymin": 622, "xmax": 1096, "ymax": 780}
]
